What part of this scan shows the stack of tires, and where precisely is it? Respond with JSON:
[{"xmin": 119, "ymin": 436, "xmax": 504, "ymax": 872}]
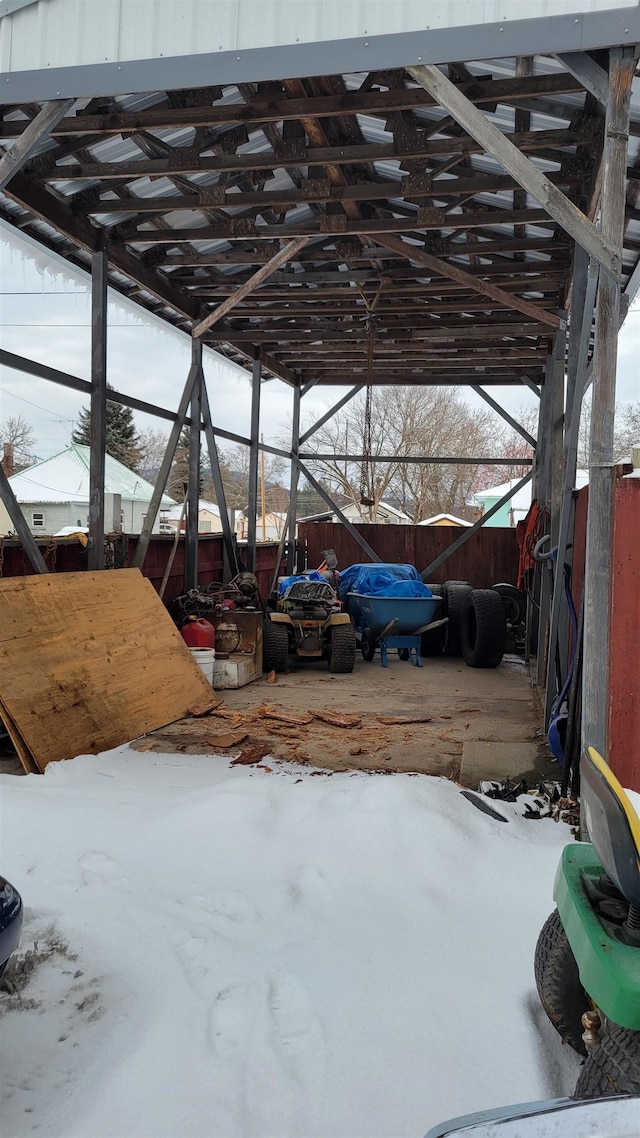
[{"xmin": 423, "ymin": 580, "xmax": 508, "ymax": 669}]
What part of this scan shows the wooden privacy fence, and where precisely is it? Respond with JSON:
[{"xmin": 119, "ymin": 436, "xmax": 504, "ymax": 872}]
[{"xmin": 298, "ymin": 522, "xmax": 519, "ymax": 588}]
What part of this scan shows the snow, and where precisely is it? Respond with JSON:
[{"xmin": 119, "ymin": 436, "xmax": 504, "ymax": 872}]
[{"xmin": 0, "ymin": 750, "xmax": 583, "ymax": 1138}]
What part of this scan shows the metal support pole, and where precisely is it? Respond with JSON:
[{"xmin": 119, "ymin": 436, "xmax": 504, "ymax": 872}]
[
  {"xmin": 296, "ymin": 460, "xmax": 382, "ymax": 563},
  {"xmin": 299, "ymin": 386, "xmax": 362, "ymax": 446},
  {"xmin": 201, "ymin": 382, "xmax": 239, "ymax": 579},
  {"xmin": 583, "ymin": 47, "xmax": 635, "ymax": 758},
  {"xmin": 246, "ymin": 355, "xmax": 261, "ymax": 572},
  {"xmin": 545, "ymin": 251, "xmax": 598, "ymax": 725},
  {"xmin": 88, "ymin": 249, "xmax": 107, "ymax": 571},
  {"xmin": 287, "ymin": 384, "xmax": 301, "ymax": 573},
  {"xmin": 132, "ymin": 360, "xmax": 199, "ymax": 569},
  {"xmin": 0, "ymin": 464, "xmax": 48, "ymax": 573},
  {"xmin": 470, "ymin": 385, "xmax": 537, "ymax": 448},
  {"xmin": 550, "ymin": 316, "xmax": 568, "ymax": 549},
  {"xmin": 184, "ymin": 340, "xmax": 202, "ymax": 592},
  {"xmin": 535, "ymin": 355, "xmax": 554, "ymax": 688},
  {"xmin": 421, "ymin": 471, "xmax": 533, "ymax": 579}
]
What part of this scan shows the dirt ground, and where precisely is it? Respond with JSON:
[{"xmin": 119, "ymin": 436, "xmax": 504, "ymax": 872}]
[{"xmin": 130, "ymin": 653, "xmax": 558, "ymax": 789}]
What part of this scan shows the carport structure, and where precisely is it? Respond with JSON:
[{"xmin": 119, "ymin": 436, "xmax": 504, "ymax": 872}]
[{"xmin": 0, "ymin": 1, "xmax": 639, "ymax": 759}]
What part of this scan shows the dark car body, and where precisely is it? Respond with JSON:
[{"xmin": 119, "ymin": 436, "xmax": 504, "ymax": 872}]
[{"xmin": 0, "ymin": 875, "xmax": 23, "ymax": 977}]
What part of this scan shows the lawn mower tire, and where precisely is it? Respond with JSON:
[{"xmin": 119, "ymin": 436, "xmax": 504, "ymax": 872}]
[
  {"xmin": 263, "ymin": 620, "xmax": 289, "ymax": 673},
  {"xmin": 460, "ymin": 589, "xmax": 506, "ymax": 668},
  {"xmin": 329, "ymin": 623, "xmax": 356, "ymax": 673},
  {"xmin": 534, "ymin": 909, "xmax": 589, "ymax": 1056},
  {"xmin": 574, "ymin": 1025, "xmax": 640, "ymax": 1097}
]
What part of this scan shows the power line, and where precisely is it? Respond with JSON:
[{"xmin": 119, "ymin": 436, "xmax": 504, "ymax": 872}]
[{"xmin": 1, "ymin": 388, "xmax": 77, "ymax": 421}]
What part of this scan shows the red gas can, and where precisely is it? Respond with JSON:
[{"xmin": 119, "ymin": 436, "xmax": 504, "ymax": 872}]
[{"xmin": 180, "ymin": 617, "xmax": 216, "ymax": 649}]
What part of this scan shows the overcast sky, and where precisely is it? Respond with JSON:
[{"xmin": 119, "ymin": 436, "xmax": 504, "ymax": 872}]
[{"xmin": 0, "ymin": 220, "xmax": 638, "ymax": 467}]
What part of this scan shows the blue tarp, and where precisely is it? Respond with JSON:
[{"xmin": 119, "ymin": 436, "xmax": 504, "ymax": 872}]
[
  {"xmin": 278, "ymin": 570, "xmax": 327, "ymax": 595},
  {"xmin": 338, "ymin": 563, "xmax": 432, "ymax": 600}
]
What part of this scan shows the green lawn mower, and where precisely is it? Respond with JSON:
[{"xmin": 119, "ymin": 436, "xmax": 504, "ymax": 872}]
[{"xmin": 535, "ymin": 746, "xmax": 640, "ymax": 1096}]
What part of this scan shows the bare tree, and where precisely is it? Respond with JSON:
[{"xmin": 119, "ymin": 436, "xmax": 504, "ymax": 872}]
[
  {"xmin": 0, "ymin": 415, "xmax": 36, "ymax": 471},
  {"xmin": 303, "ymin": 387, "xmax": 495, "ymax": 522},
  {"xmin": 222, "ymin": 443, "xmax": 288, "ymax": 511},
  {"xmin": 137, "ymin": 427, "xmax": 170, "ymax": 483}
]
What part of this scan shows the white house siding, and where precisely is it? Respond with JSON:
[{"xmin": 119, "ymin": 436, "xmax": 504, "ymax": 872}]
[{"xmin": 0, "ymin": 498, "xmax": 163, "ymax": 536}]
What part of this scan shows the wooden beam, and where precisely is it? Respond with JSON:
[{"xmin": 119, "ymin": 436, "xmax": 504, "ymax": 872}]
[
  {"xmin": 0, "ymin": 74, "xmax": 584, "ymax": 139},
  {"xmin": 374, "ymin": 233, "xmax": 562, "ymax": 329},
  {"xmin": 407, "ymin": 64, "xmax": 620, "ymax": 278},
  {"xmin": 115, "ymin": 208, "xmax": 553, "ymax": 244},
  {"xmin": 554, "ymin": 52, "xmax": 609, "ymax": 106},
  {"xmin": 0, "ymin": 99, "xmax": 74, "ymax": 190},
  {"xmin": 0, "ymin": 464, "xmax": 49, "ymax": 573},
  {"xmin": 192, "ymin": 236, "xmax": 310, "ymax": 338},
  {"xmin": 52, "ymin": 129, "xmax": 581, "ymax": 182}
]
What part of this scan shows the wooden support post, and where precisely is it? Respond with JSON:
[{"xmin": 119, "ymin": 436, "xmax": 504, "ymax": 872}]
[
  {"xmin": 88, "ymin": 249, "xmax": 107, "ymax": 571},
  {"xmin": 192, "ymin": 236, "xmax": 310, "ymax": 338},
  {"xmin": 132, "ymin": 360, "xmax": 199, "ymax": 569},
  {"xmin": 296, "ymin": 460, "xmax": 382, "ymax": 563},
  {"xmin": 201, "ymin": 382, "xmax": 239, "ymax": 579},
  {"xmin": 246, "ymin": 356, "xmax": 261, "ymax": 572},
  {"xmin": 407, "ymin": 64, "xmax": 620, "ymax": 277},
  {"xmin": 287, "ymin": 384, "xmax": 301, "ymax": 574},
  {"xmin": 0, "ymin": 99, "xmax": 74, "ymax": 191},
  {"xmin": 184, "ymin": 340, "xmax": 202, "ymax": 592},
  {"xmin": 470, "ymin": 386, "xmax": 536, "ymax": 448},
  {"xmin": 420, "ymin": 471, "xmax": 533, "ymax": 579},
  {"xmin": 583, "ymin": 47, "xmax": 635, "ymax": 758},
  {"xmin": 0, "ymin": 464, "xmax": 48, "ymax": 573}
]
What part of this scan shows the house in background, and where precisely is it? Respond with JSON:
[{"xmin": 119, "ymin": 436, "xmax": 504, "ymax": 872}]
[
  {"xmin": 254, "ymin": 510, "xmax": 288, "ymax": 541},
  {"xmin": 0, "ymin": 444, "xmax": 175, "ymax": 536},
  {"xmin": 163, "ymin": 499, "xmax": 247, "ymax": 538},
  {"xmin": 418, "ymin": 513, "xmax": 471, "ymax": 527},
  {"xmin": 299, "ymin": 500, "xmax": 412, "ymax": 527},
  {"xmin": 470, "ymin": 471, "xmax": 590, "ymax": 527}
]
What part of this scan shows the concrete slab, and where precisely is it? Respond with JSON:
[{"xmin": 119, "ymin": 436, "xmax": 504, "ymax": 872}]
[{"xmin": 460, "ymin": 740, "xmax": 556, "ymax": 788}]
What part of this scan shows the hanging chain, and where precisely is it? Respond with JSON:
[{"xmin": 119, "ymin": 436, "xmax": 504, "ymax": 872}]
[{"xmin": 357, "ymin": 281, "xmax": 384, "ymax": 509}]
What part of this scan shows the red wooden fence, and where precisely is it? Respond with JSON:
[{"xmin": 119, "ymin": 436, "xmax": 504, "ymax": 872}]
[{"xmin": 298, "ymin": 521, "xmax": 519, "ymax": 589}]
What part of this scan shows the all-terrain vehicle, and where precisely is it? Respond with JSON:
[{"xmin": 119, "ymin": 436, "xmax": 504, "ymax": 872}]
[
  {"xmin": 264, "ymin": 551, "xmax": 356, "ymax": 674},
  {"xmin": 535, "ymin": 746, "xmax": 640, "ymax": 1097}
]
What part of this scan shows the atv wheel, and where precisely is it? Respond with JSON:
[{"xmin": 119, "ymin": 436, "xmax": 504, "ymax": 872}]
[
  {"xmin": 534, "ymin": 910, "xmax": 589, "ymax": 1055},
  {"xmin": 460, "ymin": 589, "xmax": 506, "ymax": 668},
  {"xmin": 360, "ymin": 628, "xmax": 376, "ymax": 662},
  {"xmin": 575, "ymin": 1025, "xmax": 640, "ymax": 1097},
  {"xmin": 263, "ymin": 620, "xmax": 289, "ymax": 672},
  {"xmin": 442, "ymin": 581, "xmax": 472, "ymax": 657},
  {"xmin": 329, "ymin": 624, "xmax": 356, "ymax": 673}
]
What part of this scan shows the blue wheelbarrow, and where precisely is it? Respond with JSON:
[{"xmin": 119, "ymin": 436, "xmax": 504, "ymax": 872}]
[{"xmin": 346, "ymin": 593, "xmax": 446, "ymax": 667}]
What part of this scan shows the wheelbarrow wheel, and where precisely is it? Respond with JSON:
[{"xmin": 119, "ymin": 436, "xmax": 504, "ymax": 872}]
[
  {"xmin": 534, "ymin": 910, "xmax": 588, "ymax": 1055},
  {"xmin": 328, "ymin": 624, "xmax": 356, "ymax": 673},
  {"xmin": 360, "ymin": 628, "xmax": 376, "ymax": 662},
  {"xmin": 574, "ymin": 1025, "xmax": 640, "ymax": 1098},
  {"xmin": 398, "ymin": 647, "xmax": 410, "ymax": 661}
]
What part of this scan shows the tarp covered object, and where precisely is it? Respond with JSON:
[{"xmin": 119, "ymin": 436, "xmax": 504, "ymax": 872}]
[
  {"xmin": 339, "ymin": 563, "xmax": 433, "ymax": 600},
  {"xmin": 278, "ymin": 570, "xmax": 327, "ymax": 595}
]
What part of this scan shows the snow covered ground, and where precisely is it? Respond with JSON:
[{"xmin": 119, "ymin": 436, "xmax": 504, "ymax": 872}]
[{"xmin": 0, "ymin": 749, "xmax": 582, "ymax": 1138}]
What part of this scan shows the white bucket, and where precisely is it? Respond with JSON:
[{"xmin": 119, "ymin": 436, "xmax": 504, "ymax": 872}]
[{"xmin": 189, "ymin": 646, "xmax": 216, "ymax": 686}]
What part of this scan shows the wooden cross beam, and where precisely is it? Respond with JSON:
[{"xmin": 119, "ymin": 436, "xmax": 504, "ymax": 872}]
[
  {"xmin": 374, "ymin": 233, "xmax": 563, "ymax": 329},
  {"xmin": 192, "ymin": 236, "xmax": 311, "ymax": 338},
  {"xmin": 0, "ymin": 99, "xmax": 74, "ymax": 191},
  {"xmin": 407, "ymin": 64, "xmax": 621, "ymax": 278}
]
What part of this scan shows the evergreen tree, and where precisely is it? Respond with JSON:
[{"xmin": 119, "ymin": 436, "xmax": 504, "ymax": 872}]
[
  {"xmin": 72, "ymin": 387, "xmax": 142, "ymax": 470},
  {"xmin": 169, "ymin": 427, "xmax": 205, "ymax": 501}
]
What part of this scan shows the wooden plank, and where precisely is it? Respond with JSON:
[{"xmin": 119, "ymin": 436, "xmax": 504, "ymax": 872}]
[
  {"xmin": 407, "ymin": 64, "xmax": 619, "ymax": 277},
  {"xmin": 0, "ymin": 569, "xmax": 219, "ymax": 769},
  {"xmin": 0, "ymin": 695, "xmax": 40, "ymax": 774},
  {"xmin": 0, "ymin": 463, "xmax": 49, "ymax": 574}
]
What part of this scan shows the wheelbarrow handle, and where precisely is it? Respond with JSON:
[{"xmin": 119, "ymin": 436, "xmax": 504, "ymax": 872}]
[
  {"xmin": 412, "ymin": 617, "xmax": 449, "ymax": 636},
  {"xmin": 376, "ymin": 616, "xmax": 400, "ymax": 642}
]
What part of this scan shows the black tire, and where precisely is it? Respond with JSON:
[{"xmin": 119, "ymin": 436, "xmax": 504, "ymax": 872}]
[
  {"xmin": 329, "ymin": 624, "xmax": 356, "ymax": 673},
  {"xmin": 460, "ymin": 589, "xmax": 506, "ymax": 668},
  {"xmin": 263, "ymin": 620, "xmax": 289, "ymax": 672},
  {"xmin": 424, "ymin": 583, "xmax": 444, "ymax": 597},
  {"xmin": 491, "ymin": 582, "xmax": 526, "ymax": 628},
  {"xmin": 398, "ymin": 647, "xmax": 410, "ymax": 661},
  {"xmin": 360, "ymin": 628, "xmax": 376, "ymax": 662},
  {"xmin": 442, "ymin": 582, "xmax": 473, "ymax": 657},
  {"xmin": 574, "ymin": 1026, "xmax": 640, "ymax": 1098},
  {"xmin": 534, "ymin": 910, "xmax": 589, "ymax": 1056}
]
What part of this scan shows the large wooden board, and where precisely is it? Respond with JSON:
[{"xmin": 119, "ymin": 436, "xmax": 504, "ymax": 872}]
[{"xmin": 0, "ymin": 569, "xmax": 219, "ymax": 770}]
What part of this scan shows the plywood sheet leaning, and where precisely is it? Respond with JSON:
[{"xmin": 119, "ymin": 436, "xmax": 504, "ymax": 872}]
[{"xmin": 0, "ymin": 569, "xmax": 220, "ymax": 771}]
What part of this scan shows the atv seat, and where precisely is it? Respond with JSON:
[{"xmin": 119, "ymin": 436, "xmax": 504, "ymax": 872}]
[{"xmin": 581, "ymin": 746, "xmax": 640, "ymax": 908}]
